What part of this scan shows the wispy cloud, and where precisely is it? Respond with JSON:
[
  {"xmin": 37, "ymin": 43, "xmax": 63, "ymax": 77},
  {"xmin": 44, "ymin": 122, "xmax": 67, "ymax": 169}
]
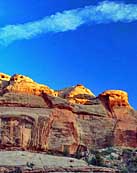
[{"xmin": 0, "ymin": 1, "xmax": 137, "ymax": 45}]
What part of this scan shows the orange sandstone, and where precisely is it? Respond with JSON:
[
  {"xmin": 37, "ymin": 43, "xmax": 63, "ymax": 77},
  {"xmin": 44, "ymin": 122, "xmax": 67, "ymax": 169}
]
[{"xmin": 0, "ymin": 73, "xmax": 136, "ymax": 154}]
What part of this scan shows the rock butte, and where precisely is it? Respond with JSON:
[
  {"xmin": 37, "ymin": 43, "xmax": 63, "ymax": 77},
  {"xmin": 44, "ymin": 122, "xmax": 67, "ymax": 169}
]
[{"xmin": 0, "ymin": 72, "xmax": 136, "ymax": 156}]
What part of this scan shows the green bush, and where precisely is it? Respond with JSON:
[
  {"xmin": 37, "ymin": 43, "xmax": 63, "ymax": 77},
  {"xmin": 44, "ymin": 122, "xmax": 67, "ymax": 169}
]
[
  {"xmin": 120, "ymin": 167, "xmax": 128, "ymax": 173},
  {"xmin": 95, "ymin": 152, "xmax": 104, "ymax": 166},
  {"xmin": 89, "ymin": 149, "xmax": 96, "ymax": 154},
  {"xmin": 86, "ymin": 152, "xmax": 104, "ymax": 167},
  {"xmin": 122, "ymin": 148, "xmax": 132, "ymax": 156},
  {"xmin": 88, "ymin": 157, "xmax": 97, "ymax": 165}
]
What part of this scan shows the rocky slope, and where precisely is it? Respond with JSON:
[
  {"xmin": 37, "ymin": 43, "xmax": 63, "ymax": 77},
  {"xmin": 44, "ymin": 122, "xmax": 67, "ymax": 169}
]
[
  {"xmin": 0, "ymin": 151, "xmax": 118, "ymax": 173},
  {"xmin": 0, "ymin": 73, "xmax": 136, "ymax": 172}
]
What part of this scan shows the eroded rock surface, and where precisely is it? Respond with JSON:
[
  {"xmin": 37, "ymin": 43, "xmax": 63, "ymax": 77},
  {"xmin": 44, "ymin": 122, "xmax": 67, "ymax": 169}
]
[
  {"xmin": 0, "ymin": 151, "xmax": 118, "ymax": 173},
  {"xmin": 99, "ymin": 90, "xmax": 130, "ymax": 110},
  {"xmin": 0, "ymin": 73, "xmax": 136, "ymax": 156},
  {"xmin": 0, "ymin": 73, "xmax": 10, "ymax": 90},
  {"xmin": 3, "ymin": 74, "xmax": 55, "ymax": 96},
  {"xmin": 57, "ymin": 84, "xmax": 95, "ymax": 104}
]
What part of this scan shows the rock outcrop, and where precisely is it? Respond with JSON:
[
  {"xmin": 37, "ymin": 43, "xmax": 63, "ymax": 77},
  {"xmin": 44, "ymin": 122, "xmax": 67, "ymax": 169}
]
[
  {"xmin": 0, "ymin": 151, "xmax": 118, "ymax": 173},
  {"xmin": 99, "ymin": 90, "xmax": 130, "ymax": 111},
  {"xmin": 0, "ymin": 73, "xmax": 10, "ymax": 90},
  {"xmin": 4, "ymin": 74, "xmax": 55, "ymax": 96},
  {"xmin": 0, "ymin": 73, "xmax": 136, "ymax": 156},
  {"xmin": 0, "ymin": 73, "xmax": 10, "ymax": 82},
  {"xmin": 57, "ymin": 84, "xmax": 95, "ymax": 104}
]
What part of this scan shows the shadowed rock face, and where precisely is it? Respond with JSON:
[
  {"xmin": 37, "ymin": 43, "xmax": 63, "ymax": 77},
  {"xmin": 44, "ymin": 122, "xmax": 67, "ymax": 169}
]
[{"xmin": 0, "ymin": 73, "xmax": 136, "ymax": 155}]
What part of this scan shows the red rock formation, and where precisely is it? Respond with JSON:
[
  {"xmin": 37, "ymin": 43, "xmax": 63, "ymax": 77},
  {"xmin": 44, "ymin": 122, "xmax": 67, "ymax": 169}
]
[
  {"xmin": 0, "ymin": 73, "xmax": 136, "ymax": 155},
  {"xmin": 57, "ymin": 84, "xmax": 95, "ymax": 104},
  {"xmin": 99, "ymin": 90, "xmax": 130, "ymax": 110},
  {"xmin": 99, "ymin": 90, "xmax": 137, "ymax": 148},
  {"xmin": 3, "ymin": 74, "xmax": 55, "ymax": 96}
]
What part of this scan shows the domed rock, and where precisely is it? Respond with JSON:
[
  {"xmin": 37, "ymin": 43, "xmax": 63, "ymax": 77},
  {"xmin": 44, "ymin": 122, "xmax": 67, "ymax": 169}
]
[
  {"xmin": 58, "ymin": 84, "xmax": 95, "ymax": 104},
  {"xmin": 4, "ymin": 74, "xmax": 55, "ymax": 96}
]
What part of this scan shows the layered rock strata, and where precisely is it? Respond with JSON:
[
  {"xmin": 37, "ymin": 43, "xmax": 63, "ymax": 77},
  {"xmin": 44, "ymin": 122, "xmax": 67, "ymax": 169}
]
[{"xmin": 0, "ymin": 73, "xmax": 136, "ymax": 155}]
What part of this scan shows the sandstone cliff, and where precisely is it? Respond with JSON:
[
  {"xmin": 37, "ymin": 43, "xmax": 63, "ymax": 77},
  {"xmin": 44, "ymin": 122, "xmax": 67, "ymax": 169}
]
[{"xmin": 0, "ymin": 72, "xmax": 136, "ymax": 156}]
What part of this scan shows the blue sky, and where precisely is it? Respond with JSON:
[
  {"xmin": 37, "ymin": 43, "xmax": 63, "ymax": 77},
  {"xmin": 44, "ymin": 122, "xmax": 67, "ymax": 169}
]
[{"xmin": 0, "ymin": 0, "xmax": 137, "ymax": 109}]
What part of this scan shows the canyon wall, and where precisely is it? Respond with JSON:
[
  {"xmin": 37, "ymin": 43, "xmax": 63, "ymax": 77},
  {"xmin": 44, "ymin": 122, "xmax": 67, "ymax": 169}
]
[{"xmin": 0, "ymin": 73, "xmax": 136, "ymax": 154}]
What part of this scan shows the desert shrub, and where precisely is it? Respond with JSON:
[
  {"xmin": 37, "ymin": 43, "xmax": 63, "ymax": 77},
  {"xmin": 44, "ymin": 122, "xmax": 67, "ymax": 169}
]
[
  {"xmin": 89, "ymin": 149, "xmax": 96, "ymax": 154},
  {"xmin": 95, "ymin": 152, "xmax": 104, "ymax": 166},
  {"xmin": 90, "ymin": 149, "xmax": 100, "ymax": 155},
  {"xmin": 122, "ymin": 148, "xmax": 132, "ymax": 156},
  {"xmin": 86, "ymin": 151, "xmax": 104, "ymax": 167},
  {"xmin": 102, "ymin": 147, "xmax": 115, "ymax": 155},
  {"xmin": 26, "ymin": 162, "xmax": 35, "ymax": 169},
  {"xmin": 88, "ymin": 157, "xmax": 97, "ymax": 165},
  {"xmin": 120, "ymin": 167, "xmax": 128, "ymax": 173},
  {"xmin": 127, "ymin": 157, "xmax": 137, "ymax": 172}
]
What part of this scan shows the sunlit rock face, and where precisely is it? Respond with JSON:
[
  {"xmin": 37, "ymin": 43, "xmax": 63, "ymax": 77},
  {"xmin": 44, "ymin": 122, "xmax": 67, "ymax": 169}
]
[
  {"xmin": 4, "ymin": 74, "xmax": 55, "ymax": 96},
  {"xmin": 0, "ymin": 73, "xmax": 10, "ymax": 81},
  {"xmin": 99, "ymin": 90, "xmax": 130, "ymax": 110},
  {"xmin": 0, "ymin": 73, "xmax": 10, "ymax": 90},
  {"xmin": 0, "ymin": 72, "xmax": 136, "ymax": 154},
  {"xmin": 99, "ymin": 90, "xmax": 137, "ymax": 148},
  {"xmin": 57, "ymin": 84, "xmax": 95, "ymax": 104}
]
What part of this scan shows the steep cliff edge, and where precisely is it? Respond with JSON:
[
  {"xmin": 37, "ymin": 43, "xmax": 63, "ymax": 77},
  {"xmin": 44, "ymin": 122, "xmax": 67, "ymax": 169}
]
[{"xmin": 0, "ymin": 72, "xmax": 136, "ymax": 156}]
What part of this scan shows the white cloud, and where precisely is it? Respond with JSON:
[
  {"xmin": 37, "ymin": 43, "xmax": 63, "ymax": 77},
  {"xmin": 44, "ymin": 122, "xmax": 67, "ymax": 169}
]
[{"xmin": 0, "ymin": 1, "xmax": 137, "ymax": 45}]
